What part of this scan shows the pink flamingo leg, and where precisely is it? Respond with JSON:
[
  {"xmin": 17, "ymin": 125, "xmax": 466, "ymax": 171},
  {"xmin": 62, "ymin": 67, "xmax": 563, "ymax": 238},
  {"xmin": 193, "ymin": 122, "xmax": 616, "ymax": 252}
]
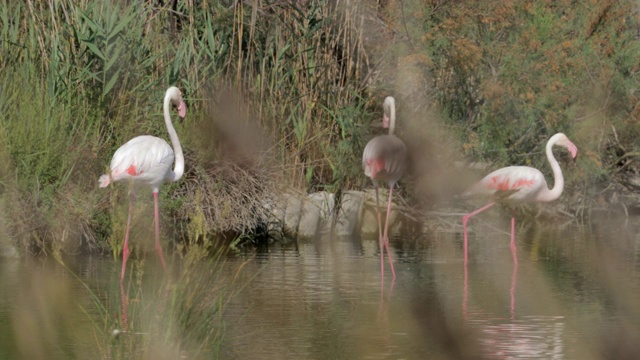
[
  {"xmin": 120, "ymin": 279, "xmax": 129, "ymax": 329},
  {"xmin": 121, "ymin": 193, "xmax": 135, "ymax": 281},
  {"xmin": 153, "ymin": 191, "xmax": 167, "ymax": 269},
  {"xmin": 510, "ymin": 250, "xmax": 518, "ymax": 319},
  {"xmin": 463, "ymin": 256, "xmax": 469, "ymax": 320},
  {"xmin": 462, "ymin": 202, "xmax": 496, "ymax": 264},
  {"xmin": 510, "ymin": 215, "xmax": 518, "ymax": 266},
  {"xmin": 382, "ymin": 185, "xmax": 396, "ymax": 279},
  {"xmin": 510, "ymin": 214, "xmax": 518, "ymax": 319},
  {"xmin": 375, "ymin": 186, "xmax": 384, "ymax": 280},
  {"xmin": 461, "ymin": 202, "xmax": 496, "ymax": 318},
  {"xmin": 463, "ymin": 224, "xmax": 469, "ymax": 268}
]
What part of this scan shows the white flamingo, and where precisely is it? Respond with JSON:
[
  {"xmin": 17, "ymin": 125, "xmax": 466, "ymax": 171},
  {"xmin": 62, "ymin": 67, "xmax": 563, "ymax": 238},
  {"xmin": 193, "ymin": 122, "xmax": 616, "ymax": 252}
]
[
  {"xmin": 362, "ymin": 96, "xmax": 407, "ymax": 280},
  {"xmin": 99, "ymin": 86, "xmax": 186, "ymax": 281},
  {"xmin": 462, "ymin": 132, "xmax": 578, "ymax": 265}
]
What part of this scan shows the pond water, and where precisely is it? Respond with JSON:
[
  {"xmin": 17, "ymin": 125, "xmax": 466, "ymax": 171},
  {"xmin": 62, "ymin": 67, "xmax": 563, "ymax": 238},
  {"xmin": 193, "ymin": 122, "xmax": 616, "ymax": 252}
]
[{"xmin": 1, "ymin": 211, "xmax": 640, "ymax": 359}]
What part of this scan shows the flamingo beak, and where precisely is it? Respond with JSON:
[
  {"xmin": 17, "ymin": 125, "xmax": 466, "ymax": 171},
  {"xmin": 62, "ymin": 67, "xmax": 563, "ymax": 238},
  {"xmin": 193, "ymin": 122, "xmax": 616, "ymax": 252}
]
[
  {"xmin": 565, "ymin": 140, "xmax": 578, "ymax": 163},
  {"xmin": 568, "ymin": 142, "xmax": 577, "ymax": 158},
  {"xmin": 382, "ymin": 114, "xmax": 390, "ymax": 129},
  {"xmin": 177, "ymin": 100, "xmax": 187, "ymax": 121}
]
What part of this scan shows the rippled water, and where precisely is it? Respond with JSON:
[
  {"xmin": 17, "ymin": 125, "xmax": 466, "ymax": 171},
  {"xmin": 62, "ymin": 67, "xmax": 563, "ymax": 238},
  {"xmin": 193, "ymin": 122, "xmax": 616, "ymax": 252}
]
[
  {"xmin": 1, "ymin": 212, "xmax": 639, "ymax": 359},
  {"xmin": 220, "ymin": 212, "xmax": 640, "ymax": 359}
]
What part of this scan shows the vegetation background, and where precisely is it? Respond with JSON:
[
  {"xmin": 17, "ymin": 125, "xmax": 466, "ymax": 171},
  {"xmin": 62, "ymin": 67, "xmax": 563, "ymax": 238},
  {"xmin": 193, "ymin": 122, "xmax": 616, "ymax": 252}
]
[{"xmin": 0, "ymin": 0, "xmax": 638, "ymax": 256}]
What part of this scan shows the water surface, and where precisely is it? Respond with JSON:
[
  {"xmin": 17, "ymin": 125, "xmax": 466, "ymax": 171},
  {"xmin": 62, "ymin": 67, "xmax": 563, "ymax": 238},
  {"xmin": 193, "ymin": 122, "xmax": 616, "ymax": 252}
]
[
  {"xmin": 220, "ymin": 212, "xmax": 640, "ymax": 359},
  {"xmin": 1, "ymin": 212, "xmax": 639, "ymax": 359}
]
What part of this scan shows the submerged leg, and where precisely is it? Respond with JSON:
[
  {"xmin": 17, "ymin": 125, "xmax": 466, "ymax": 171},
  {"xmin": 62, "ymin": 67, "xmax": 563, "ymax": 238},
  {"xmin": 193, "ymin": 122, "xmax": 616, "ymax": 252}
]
[
  {"xmin": 153, "ymin": 191, "xmax": 167, "ymax": 270},
  {"xmin": 375, "ymin": 186, "xmax": 384, "ymax": 279},
  {"xmin": 463, "ymin": 255, "xmax": 469, "ymax": 320},
  {"xmin": 461, "ymin": 201, "xmax": 497, "ymax": 317},
  {"xmin": 121, "ymin": 193, "xmax": 135, "ymax": 281},
  {"xmin": 510, "ymin": 213, "xmax": 518, "ymax": 318},
  {"xmin": 510, "ymin": 249, "xmax": 518, "ymax": 319},
  {"xmin": 382, "ymin": 184, "xmax": 396, "ymax": 279},
  {"xmin": 462, "ymin": 202, "xmax": 496, "ymax": 265},
  {"xmin": 120, "ymin": 280, "xmax": 129, "ymax": 330},
  {"xmin": 510, "ymin": 214, "xmax": 518, "ymax": 266}
]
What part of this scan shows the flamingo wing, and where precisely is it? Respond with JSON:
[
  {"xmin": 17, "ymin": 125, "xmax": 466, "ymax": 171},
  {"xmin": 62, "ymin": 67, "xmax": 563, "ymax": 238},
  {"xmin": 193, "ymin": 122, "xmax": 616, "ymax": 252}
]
[
  {"xmin": 109, "ymin": 135, "xmax": 174, "ymax": 186},
  {"xmin": 469, "ymin": 166, "xmax": 547, "ymax": 202},
  {"xmin": 362, "ymin": 135, "xmax": 407, "ymax": 183}
]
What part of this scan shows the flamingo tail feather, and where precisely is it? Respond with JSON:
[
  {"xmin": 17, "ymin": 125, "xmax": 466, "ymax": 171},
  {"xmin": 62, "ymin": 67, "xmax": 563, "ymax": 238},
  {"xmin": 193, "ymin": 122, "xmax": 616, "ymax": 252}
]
[{"xmin": 99, "ymin": 174, "xmax": 111, "ymax": 188}]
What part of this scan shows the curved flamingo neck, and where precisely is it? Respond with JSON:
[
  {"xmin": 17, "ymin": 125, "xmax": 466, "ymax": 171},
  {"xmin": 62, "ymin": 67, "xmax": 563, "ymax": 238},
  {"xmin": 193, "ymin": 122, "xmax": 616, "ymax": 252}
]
[
  {"xmin": 387, "ymin": 99, "xmax": 396, "ymax": 136},
  {"xmin": 537, "ymin": 137, "xmax": 564, "ymax": 202},
  {"xmin": 164, "ymin": 92, "xmax": 184, "ymax": 182},
  {"xmin": 389, "ymin": 105, "xmax": 396, "ymax": 135}
]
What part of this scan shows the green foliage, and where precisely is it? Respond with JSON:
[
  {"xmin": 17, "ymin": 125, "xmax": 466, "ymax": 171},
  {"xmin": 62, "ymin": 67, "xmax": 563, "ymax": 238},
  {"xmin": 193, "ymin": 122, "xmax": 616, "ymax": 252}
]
[
  {"xmin": 215, "ymin": 0, "xmax": 374, "ymax": 190},
  {"xmin": 0, "ymin": 0, "xmax": 378, "ymax": 250},
  {"xmin": 0, "ymin": 64, "xmax": 103, "ymax": 251},
  {"xmin": 421, "ymin": 0, "xmax": 639, "ymax": 190},
  {"xmin": 1, "ymin": 0, "xmax": 638, "ymax": 251}
]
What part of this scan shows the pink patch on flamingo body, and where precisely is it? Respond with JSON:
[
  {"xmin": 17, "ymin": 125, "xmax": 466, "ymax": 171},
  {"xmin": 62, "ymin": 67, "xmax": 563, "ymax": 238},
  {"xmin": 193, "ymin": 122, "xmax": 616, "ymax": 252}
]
[
  {"xmin": 368, "ymin": 157, "xmax": 385, "ymax": 178},
  {"xmin": 126, "ymin": 165, "xmax": 138, "ymax": 176},
  {"xmin": 512, "ymin": 178, "xmax": 536, "ymax": 188},
  {"xmin": 497, "ymin": 178, "xmax": 511, "ymax": 191},
  {"xmin": 488, "ymin": 176, "xmax": 535, "ymax": 191},
  {"xmin": 488, "ymin": 176, "xmax": 507, "ymax": 190},
  {"xmin": 487, "ymin": 176, "xmax": 510, "ymax": 191}
]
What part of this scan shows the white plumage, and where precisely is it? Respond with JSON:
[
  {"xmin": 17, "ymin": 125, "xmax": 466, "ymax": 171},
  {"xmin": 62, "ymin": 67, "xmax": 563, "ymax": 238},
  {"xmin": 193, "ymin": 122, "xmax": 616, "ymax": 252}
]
[
  {"xmin": 463, "ymin": 133, "xmax": 578, "ymax": 203},
  {"xmin": 464, "ymin": 165, "xmax": 547, "ymax": 202},
  {"xmin": 362, "ymin": 134, "xmax": 407, "ymax": 186},
  {"xmin": 101, "ymin": 135, "xmax": 176, "ymax": 191}
]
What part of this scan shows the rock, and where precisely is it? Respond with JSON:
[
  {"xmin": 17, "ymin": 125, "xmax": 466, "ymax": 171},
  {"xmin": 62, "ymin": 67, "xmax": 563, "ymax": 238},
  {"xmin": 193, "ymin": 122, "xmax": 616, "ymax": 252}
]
[
  {"xmin": 626, "ymin": 174, "xmax": 640, "ymax": 189},
  {"xmin": 264, "ymin": 189, "xmax": 403, "ymax": 240},
  {"xmin": 297, "ymin": 196, "xmax": 321, "ymax": 238},
  {"xmin": 0, "ymin": 243, "xmax": 18, "ymax": 258},
  {"xmin": 335, "ymin": 190, "xmax": 366, "ymax": 236},
  {"xmin": 261, "ymin": 192, "xmax": 302, "ymax": 239},
  {"xmin": 297, "ymin": 191, "xmax": 336, "ymax": 238},
  {"xmin": 283, "ymin": 193, "xmax": 303, "ymax": 236},
  {"xmin": 264, "ymin": 191, "xmax": 335, "ymax": 239},
  {"xmin": 308, "ymin": 191, "xmax": 335, "ymax": 233},
  {"xmin": 360, "ymin": 188, "xmax": 401, "ymax": 237}
]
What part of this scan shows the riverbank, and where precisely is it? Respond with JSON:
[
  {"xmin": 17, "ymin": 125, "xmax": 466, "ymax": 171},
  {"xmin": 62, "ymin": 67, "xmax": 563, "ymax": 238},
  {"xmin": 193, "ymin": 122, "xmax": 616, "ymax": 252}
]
[{"xmin": 0, "ymin": 1, "xmax": 638, "ymax": 255}]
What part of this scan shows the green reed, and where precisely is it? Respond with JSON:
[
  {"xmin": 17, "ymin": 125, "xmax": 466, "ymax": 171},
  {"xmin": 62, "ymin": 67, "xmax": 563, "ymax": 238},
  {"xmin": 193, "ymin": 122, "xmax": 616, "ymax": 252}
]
[{"xmin": 0, "ymin": 0, "xmax": 380, "ymax": 251}]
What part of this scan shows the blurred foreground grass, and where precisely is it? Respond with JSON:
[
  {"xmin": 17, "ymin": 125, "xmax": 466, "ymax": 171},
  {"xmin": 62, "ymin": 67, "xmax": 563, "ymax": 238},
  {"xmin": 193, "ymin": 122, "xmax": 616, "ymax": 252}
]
[{"xmin": 2, "ymin": 249, "xmax": 246, "ymax": 359}]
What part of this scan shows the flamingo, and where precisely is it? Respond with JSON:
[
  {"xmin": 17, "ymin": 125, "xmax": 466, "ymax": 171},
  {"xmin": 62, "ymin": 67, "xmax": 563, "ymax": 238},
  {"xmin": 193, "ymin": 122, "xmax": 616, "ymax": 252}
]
[
  {"xmin": 99, "ymin": 86, "xmax": 186, "ymax": 281},
  {"xmin": 461, "ymin": 132, "xmax": 578, "ymax": 265},
  {"xmin": 363, "ymin": 96, "xmax": 407, "ymax": 280}
]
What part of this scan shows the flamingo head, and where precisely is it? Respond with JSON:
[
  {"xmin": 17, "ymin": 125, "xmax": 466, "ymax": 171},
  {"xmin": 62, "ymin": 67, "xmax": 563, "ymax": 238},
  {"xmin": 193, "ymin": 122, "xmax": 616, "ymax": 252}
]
[
  {"xmin": 553, "ymin": 133, "xmax": 578, "ymax": 159},
  {"xmin": 382, "ymin": 96, "xmax": 395, "ymax": 129},
  {"xmin": 167, "ymin": 86, "xmax": 187, "ymax": 120}
]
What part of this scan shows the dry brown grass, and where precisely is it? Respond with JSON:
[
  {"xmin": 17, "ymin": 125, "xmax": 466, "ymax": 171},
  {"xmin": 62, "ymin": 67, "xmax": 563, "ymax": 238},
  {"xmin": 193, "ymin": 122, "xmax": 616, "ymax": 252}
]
[{"xmin": 177, "ymin": 155, "xmax": 278, "ymax": 238}]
